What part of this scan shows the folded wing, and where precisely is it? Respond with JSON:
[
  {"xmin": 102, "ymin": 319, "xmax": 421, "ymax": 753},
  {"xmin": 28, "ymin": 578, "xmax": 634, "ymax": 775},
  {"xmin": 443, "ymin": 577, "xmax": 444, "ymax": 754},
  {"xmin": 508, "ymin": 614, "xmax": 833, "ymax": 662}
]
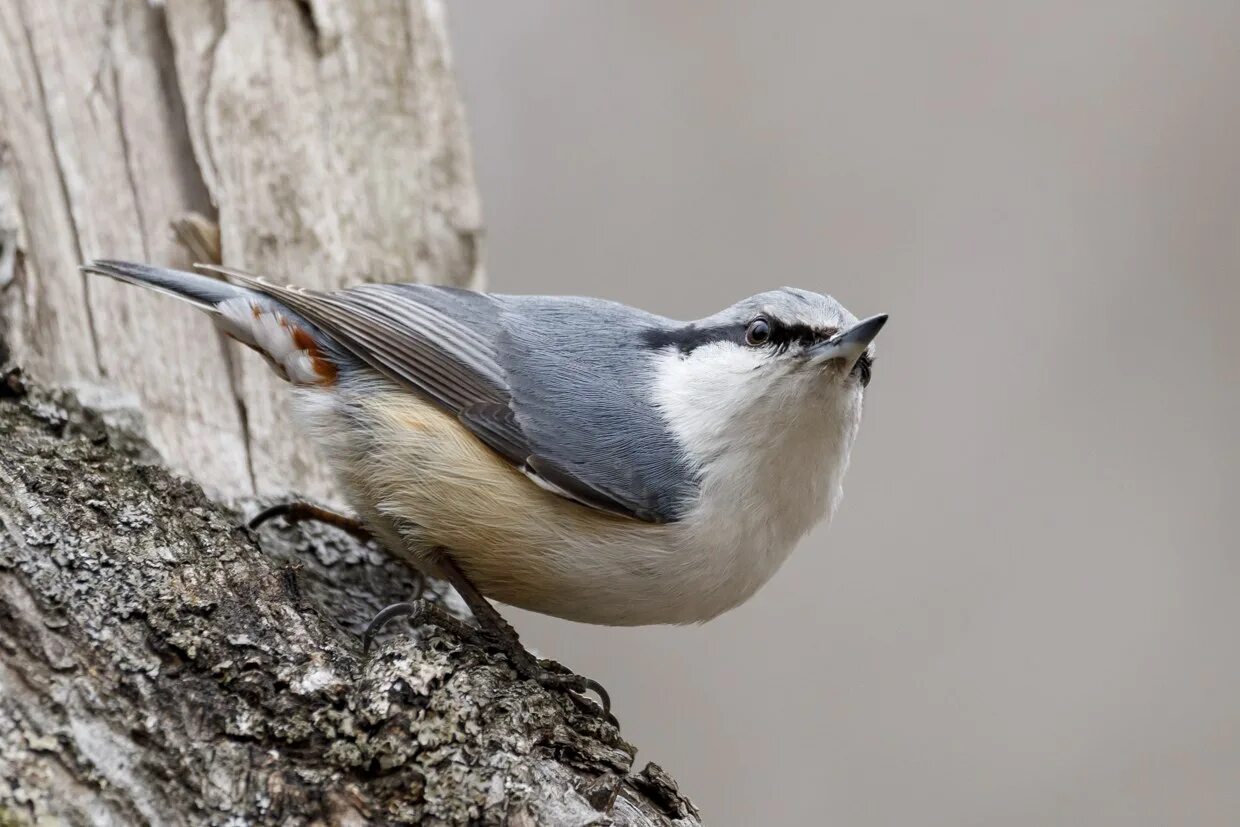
[{"xmin": 209, "ymin": 268, "xmax": 686, "ymax": 523}]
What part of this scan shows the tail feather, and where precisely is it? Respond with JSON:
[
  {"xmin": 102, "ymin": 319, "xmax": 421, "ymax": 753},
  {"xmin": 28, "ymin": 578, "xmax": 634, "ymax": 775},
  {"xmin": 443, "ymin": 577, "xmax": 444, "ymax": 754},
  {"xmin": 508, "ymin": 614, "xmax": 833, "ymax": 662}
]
[
  {"xmin": 82, "ymin": 259, "xmax": 249, "ymax": 310},
  {"xmin": 82, "ymin": 259, "xmax": 338, "ymax": 386}
]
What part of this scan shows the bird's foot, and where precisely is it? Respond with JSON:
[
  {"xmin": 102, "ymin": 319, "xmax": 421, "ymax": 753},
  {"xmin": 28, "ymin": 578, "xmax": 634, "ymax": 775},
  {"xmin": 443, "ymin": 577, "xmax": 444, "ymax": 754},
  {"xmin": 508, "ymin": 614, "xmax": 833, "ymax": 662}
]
[
  {"xmin": 430, "ymin": 552, "xmax": 617, "ymax": 725},
  {"xmin": 362, "ymin": 597, "xmax": 616, "ymax": 725},
  {"xmin": 249, "ymin": 501, "xmax": 374, "ymax": 544},
  {"xmin": 310, "ymin": 531, "xmax": 616, "ymax": 724},
  {"xmin": 500, "ymin": 644, "xmax": 616, "ymax": 726},
  {"xmin": 362, "ymin": 599, "xmax": 485, "ymax": 655}
]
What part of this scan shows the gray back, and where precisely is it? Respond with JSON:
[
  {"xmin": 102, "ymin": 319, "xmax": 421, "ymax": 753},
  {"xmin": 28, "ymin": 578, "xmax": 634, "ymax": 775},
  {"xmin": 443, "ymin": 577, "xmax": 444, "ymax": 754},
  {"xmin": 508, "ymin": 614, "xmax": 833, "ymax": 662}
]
[{"xmin": 496, "ymin": 295, "xmax": 696, "ymax": 520}]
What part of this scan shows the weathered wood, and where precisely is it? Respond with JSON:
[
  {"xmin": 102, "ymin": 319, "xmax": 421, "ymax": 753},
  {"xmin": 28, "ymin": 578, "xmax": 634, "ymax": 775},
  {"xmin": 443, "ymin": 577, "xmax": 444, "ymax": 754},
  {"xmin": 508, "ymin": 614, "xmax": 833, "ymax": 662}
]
[
  {"xmin": 0, "ymin": 381, "xmax": 699, "ymax": 826},
  {"xmin": 0, "ymin": 0, "xmax": 250, "ymax": 492},
  {"xmin": 0, "ymin": 0, "xmax": 483, "ymax": 499},
  {"xmin": 163, "ymin": 0, "xmax": 483, "ymax": 499}
]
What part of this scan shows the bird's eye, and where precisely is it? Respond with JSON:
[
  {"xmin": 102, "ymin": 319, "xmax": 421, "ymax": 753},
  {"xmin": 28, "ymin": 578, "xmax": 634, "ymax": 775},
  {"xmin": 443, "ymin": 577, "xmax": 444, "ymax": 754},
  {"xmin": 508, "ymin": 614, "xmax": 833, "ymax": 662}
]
[{"xmin": 745, "ymin": 318, "xmax": 771, "ymax": 346}]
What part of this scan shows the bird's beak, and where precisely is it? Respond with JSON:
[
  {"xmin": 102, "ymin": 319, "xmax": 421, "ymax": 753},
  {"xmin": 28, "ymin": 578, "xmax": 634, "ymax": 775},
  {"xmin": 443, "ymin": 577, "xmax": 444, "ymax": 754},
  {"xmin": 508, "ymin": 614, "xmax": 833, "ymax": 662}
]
[{"xmin": 806, "ymin": 314, "xmax": 889, "ymax": 370}]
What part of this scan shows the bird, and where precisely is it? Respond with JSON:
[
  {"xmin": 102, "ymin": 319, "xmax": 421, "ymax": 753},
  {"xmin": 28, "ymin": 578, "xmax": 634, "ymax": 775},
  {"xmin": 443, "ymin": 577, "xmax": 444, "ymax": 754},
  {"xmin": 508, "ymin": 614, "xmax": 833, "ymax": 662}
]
[{"xmin": 83, "ymin": 259, "xmax": 887, "ymax": 718}]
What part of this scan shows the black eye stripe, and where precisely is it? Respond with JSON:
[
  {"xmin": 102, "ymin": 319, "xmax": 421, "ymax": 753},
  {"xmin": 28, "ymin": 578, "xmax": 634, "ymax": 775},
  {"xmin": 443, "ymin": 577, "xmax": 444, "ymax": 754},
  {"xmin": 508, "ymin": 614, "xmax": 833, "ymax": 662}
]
[
  {"xmin": 642, "ymin": 320, "xmax": 835, "ymax": 355},
  {"xmin": 641, "ymin": 323, "xmax": 744, "ymax": 354},
  {"xmin": 766, "ymin": 322, "xmax": 821, "ymax": 350}
]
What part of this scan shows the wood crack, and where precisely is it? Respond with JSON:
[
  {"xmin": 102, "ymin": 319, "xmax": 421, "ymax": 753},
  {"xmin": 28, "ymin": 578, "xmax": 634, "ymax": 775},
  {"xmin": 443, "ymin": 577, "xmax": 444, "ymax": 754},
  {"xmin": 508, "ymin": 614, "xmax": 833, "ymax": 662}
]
[
  {"xmin": 196, "ymin": 10, "xmax": 259, "ymax": 492},
  {"xmin": 218, "ymin": 335, "xmax": 258, "ymax": 494},
  {"xmin": 15, "ymin": 0, "xmax": 105, "ymax": 378},
  {"xmin": 112, "ymin": 51, "xmax": 151, "ymax": 263},
  {"xmin": 197, "ymin": 0, "xmax": 226, "ymax": 200}
]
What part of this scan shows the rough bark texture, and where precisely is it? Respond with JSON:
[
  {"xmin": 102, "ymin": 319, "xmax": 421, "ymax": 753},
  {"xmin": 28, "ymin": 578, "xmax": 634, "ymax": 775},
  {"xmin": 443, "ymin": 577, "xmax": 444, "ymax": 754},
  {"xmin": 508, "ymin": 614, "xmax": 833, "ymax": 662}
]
[
  {"xmin": 0, "ymin": 1, "xmax": 701, "ymax": 823},
  {"xmin": 0, "ymin": 377, "xmax": 699, "ymax": 825}
]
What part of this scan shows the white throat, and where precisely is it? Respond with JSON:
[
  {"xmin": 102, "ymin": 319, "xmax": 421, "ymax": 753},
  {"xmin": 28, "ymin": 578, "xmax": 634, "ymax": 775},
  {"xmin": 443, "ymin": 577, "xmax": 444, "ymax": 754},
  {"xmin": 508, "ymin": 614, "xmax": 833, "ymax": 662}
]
[{"xmin": 649, "ymin": 343, "xmax": 863, "ymax": 620}]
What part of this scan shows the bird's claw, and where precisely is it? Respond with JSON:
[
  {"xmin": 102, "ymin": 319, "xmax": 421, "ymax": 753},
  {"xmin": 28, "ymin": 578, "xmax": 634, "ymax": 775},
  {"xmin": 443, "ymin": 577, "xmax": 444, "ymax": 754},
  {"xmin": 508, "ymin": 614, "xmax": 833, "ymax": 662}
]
[
  {"xmin": 249, "ymin": 501, "xmax": 374, "ymax": 544},
  {"xmin": 501, "ymin": 647, "xmax": 614, "ymax": 723},
  {"xmin": 361, "ymin": 599, "xmax": 484, "ymax": 656},
  {"xmin": 361, "ymin": 601, "xmax": 615, "ymax": 724},
  {"xmin": 532, "ymin": 665, "xmax": 615, "ymax": 723}
]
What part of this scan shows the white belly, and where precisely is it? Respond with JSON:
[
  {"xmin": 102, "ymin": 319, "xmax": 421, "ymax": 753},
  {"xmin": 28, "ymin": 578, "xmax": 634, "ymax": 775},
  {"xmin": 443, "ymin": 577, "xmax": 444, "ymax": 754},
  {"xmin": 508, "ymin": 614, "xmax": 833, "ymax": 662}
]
[{"xmin": 295, "ymin": 388, "xmax": 857, "ymax": 626}]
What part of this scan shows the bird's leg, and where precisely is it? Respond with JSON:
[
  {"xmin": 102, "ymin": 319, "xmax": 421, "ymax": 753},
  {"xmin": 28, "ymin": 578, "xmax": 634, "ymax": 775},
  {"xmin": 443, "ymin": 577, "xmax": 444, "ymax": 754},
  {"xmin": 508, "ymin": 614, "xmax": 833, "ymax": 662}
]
[
  {"xmin": 250, "ymin": 504, "xmax": 436, "ymax": 642},
  {"xmin": 433, "ymin": 552, "xmax": 615, "ymax": 723},
  {"xmin": 362, "ymin": 599, "xmax": 486, "ymax": 654},
  {"xmin": 254, "ymin": 508, "xmax": 614, "ymax": 720},
  {"xmin": 249, "ymin": 501, "xmax": 375, "ymax": 544}
]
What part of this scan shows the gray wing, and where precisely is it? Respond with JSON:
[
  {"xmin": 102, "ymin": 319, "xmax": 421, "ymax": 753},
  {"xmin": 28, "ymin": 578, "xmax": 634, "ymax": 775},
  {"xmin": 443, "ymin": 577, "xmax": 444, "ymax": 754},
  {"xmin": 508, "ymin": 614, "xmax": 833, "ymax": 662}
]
[{"xmin": 216, "ymin": 270, "xmax": 695, "ymax": 523}]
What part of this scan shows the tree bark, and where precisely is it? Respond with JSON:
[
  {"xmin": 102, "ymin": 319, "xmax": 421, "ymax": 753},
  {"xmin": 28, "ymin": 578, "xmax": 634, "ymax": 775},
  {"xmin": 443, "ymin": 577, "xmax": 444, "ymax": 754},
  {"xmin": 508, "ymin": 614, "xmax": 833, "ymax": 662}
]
[
  {"xmin": 0, "ymin": 0, "xmax": 483, "ymax": 500},
  {"xmin": 0, "ymin": 378, "xmax": 699, "ymax": 825},
  {"xmin": 0, "ymin": 2, "xmax": 700, "ymax": 824}
]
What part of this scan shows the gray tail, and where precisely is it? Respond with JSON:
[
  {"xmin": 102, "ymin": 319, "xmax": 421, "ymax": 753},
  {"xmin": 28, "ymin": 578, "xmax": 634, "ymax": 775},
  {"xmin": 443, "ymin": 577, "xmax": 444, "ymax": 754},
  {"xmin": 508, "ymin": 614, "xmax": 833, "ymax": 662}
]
[
  {"xmin": 82, "ymin": 259, "xmax": 341, "ymax": 386},
  {"xmin": 81, "ymin": 259, "xmax": 252, "ymax": 311}
]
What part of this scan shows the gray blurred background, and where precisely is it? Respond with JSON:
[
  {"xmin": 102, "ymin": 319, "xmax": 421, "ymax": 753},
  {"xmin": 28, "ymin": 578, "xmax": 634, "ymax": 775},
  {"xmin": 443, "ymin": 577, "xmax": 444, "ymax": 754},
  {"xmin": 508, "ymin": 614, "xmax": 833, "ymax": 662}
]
[{"xmin": 448, "ymin": 3, "xmax": 1240, "ymax": 824}]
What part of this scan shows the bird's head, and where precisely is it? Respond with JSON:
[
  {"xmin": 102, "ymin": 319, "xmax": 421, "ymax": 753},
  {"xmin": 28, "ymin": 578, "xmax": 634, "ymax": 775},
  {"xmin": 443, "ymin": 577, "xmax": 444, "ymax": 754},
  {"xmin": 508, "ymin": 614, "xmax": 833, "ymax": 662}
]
[
  {"xmin": 645, "ymin": 287, "xmax": 886, "ymax": 545},
  {"xmin": 646, "ymin": 288, "xmax": 887, "ymax": 445},
  {"xmin": 641, "ymin": 287, "xmax": 886, "ymax": 563}
]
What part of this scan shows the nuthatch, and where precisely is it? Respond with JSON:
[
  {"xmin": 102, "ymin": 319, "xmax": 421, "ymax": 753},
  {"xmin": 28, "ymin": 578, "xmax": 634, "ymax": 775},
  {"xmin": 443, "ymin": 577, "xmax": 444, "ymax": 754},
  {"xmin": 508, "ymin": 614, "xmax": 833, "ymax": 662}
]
[{"xmin": 84, "ymin": 259, "xmax": 887, "ymax": 717}]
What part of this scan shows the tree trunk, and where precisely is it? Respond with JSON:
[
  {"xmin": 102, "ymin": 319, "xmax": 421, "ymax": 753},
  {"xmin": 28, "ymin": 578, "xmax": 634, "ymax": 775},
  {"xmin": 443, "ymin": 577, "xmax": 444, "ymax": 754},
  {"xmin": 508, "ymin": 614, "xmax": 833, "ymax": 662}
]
[
  {"xmin": 0, "ymin": 2, "xmax": 700, "ymax": 824},
  {"xmin": 0, "ymin": 0, "xmax": 483, "ymax": 500},
  {"xmin": 0, "ymin": 378, "xmax": 699, "ymax": 825}
]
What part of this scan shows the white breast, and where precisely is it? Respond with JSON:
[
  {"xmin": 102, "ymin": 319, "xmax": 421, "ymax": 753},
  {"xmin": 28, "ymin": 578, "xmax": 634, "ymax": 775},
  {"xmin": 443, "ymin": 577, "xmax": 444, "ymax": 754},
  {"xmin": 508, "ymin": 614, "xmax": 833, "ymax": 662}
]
[
  {"xmin": 291, "ymin": 354, "xmax": 862, "ymax": 627},
  {"xmin": 647, "ymin": 344, "xmax": 863, "ymax": 622}
]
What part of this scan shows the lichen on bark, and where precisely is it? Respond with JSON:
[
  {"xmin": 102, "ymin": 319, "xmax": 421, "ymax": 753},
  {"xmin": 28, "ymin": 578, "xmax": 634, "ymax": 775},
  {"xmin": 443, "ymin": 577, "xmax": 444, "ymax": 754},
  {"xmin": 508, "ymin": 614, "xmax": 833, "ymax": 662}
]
[{"xmin": 0, "ymin": 374, "xmax": 700, "ymax": 826}]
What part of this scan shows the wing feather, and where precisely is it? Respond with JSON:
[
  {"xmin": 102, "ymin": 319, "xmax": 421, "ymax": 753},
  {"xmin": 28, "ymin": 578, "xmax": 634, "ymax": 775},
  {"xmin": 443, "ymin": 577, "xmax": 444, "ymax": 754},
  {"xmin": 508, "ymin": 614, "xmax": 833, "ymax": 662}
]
[{"xmin": 204, "ymin": 267, "xmax": 674, "ymax": 521}]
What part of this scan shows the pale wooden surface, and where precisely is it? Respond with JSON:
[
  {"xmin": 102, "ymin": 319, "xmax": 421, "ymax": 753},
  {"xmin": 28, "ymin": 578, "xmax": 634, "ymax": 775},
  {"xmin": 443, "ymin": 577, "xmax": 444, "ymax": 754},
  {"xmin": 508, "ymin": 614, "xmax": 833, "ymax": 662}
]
[{"xmin": 0, "ymin": 0, "xmax": 483, "ymax": 499}]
